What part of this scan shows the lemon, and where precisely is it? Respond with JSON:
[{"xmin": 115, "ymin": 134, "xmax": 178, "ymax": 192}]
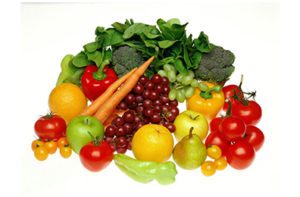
[
  {"xmin": 49, "ymin": 83, "xmax": 87, "ymax": 122},
  {"xmin": 132, "ymin": 124, "xmax": 174, "ymax": 163}
]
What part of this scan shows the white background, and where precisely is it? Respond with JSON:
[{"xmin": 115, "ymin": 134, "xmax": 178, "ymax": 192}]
[{"xmin": 1, "ymin": 0, "xmax": 289, "ymax": 196}]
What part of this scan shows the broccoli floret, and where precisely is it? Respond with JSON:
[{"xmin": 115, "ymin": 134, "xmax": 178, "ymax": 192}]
[
  {"xmin": 195, "ymin": 46, "xmax": 235, "ymax": 83},
  {"xmin": 112, "ymin": 46, "xmax": 145, "ymax": 77}
]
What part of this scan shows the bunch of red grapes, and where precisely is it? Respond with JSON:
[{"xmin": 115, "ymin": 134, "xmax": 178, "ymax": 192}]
[{"xmin": 104, "ymin": 74, "xmax": 180, "ymax": 154}]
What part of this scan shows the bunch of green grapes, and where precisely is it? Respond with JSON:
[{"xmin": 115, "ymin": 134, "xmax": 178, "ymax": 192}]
[{"xmin": 158, "ymin": 64, "xmax": 202, "ymax": 103}]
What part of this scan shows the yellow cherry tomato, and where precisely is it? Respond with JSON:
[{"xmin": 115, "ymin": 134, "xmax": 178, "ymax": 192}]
[
  {"xmin": 60, "ymin": 145, "xmax": 72, "ymax": 158},
  {"xmin": 31, "ymin": 140, "xmax": 44, "ymax": 151},
  {"xmin": 207, "ymin": 145, "xmax": 222, "ymax": 159},
  {"xmin": 34, "ymin": 147, "xmax": 48, "ymax": 161},
  {"xmin": 201, "ymin": 161, "xmax": 216, "ymax": 176},
  {"xmin": 57, "ymin": 137, "xmax": 69, "ymax": 148},
  {"xmin": 187, "ymin": 82, "xmax": 224, "ymax": 120},
  {"xmin": 44, "ymin": 141, "xmax": 57, "ymax": 154},
  {"xmin": 214, "ymin": 156, "xmax": 227, "ymax": 170}
]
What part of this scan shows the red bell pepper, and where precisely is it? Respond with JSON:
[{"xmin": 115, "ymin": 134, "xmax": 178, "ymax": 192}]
[{"xmin": 81, "ymin": 65, "xmax": 117, "ymax": 101}]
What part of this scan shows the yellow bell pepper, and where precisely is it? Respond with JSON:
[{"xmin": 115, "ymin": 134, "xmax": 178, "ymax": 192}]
[{"xmin": 186, "ymin": 82, "xmax": 225, "ymax": 120}]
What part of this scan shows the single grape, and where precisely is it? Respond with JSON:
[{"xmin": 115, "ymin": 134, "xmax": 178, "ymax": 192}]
[
  {"xmin": 162, "ymin": 85, "xmax": 170, "ymax": 94},
  {"xmin": 123, "ymin": 123, "xmax": 132, "ymax": 134},
  {"xmin": 142, "ymin": 89, "xmax": 151, "ymax": 99},
  {"xmin": 167, "ymin": 71, "xmax": 176, "ymax": 82},
  {"xmin": 161, "ymin": 77, "xmax": 169, "ymax": 85},
  {"xmin": 176, "ymin": 73, "xmax": 184, "ymax": 82},
  {"xmin": 143, "ymin": 108, "xmax": 154, "ymax": 117},
  {"xmin": 116, "ymin": 147, "xmax": 127, "ymax": 154},
  {"xmin": 161, "ymin": 95, "xmax": 170, "ymax": 103},
  {"xmin": 151, "ymin": 74, "xmax": 162, "ymax": 84},
  {"xmin": 143, "ymin": 99, "xmax": 152, "ymax": 108},
  {"xmin": 149, "ymin": 91, "xmax": 159, "ymax": 101},
  {"xmin": 125, "ymin": 94, "xmax": 136, "ymax": 104},
  {"xmin": 169, "ymin": 100, "xmax": 178, "ymax": 107},
  {"xmin": 158, "ymin": 70, "xmax": 167, "ymax": 77},
  {"xmin": 154, "ymin": 99, "xmax": 163, "ymax": 106},
  {"xmin": 176, "ymin": 90, "xmax": 185, "ymax": 103},
  {"xmin": 118, "ymin": 101, "xmax": 128, "ymax": 110},
  {"xmin": 163, "ymin": 64, "xmax": 173, "ymax": 72},
  {"xmin": 153, "ymin": 105, "xmax": 162, "ymax": 113},
  {"xmin": 123, "ymin": 110, "xmax": 135, "ymax": 123},
  {"xmin": 170, "ymin": 107, "xmax": 180, "ymax": 117},
  {"xmin": 145, "ymin": 81, "xmax": 155, "ymax": 90},
  {"xmin": 184, "ymin": 86, "xmax": 195, "ymax": 98},
  {"xmin": 167, "ymin": 123, "xmax": 176, "ymax": 132},
  {"xmin": 128, "ymin": 101, "xmax": 137, "ymax": 109},
  {"xmin": 166, "ymin": 112, "xmax": 176, "ymax": 122},
  {"xmin": 181, "ymin": 75, "xmax": 193, "ymax": 85},
  {"xmin": 116, "ymin": 137, "xmax": 127, "ymax": 148},
  {"xmin": 104, "ymin": 136, "xmax": 114, "ymax": 143},
  {"xmin": 135, "ymin": 121, "xmax": 144, "ymax": 130},
  {"xmin": 134, "ymin": 116, "xmax": 142, "ymax": 123},
  {"xmin": 187, "ymin": 70, "xmax": 195, "ymax": 78},
  {"xmin": 155, "ymin": 84, "xmax": 163, "ymax": 93},
  {"xmin": 135, "ymin": 95, "xmax": 144, "ymax": 103},
  {"xmin": 136, "ymin": 105, "xmax": 144, "ymax": 114},
  {"xmin": 105, "ymin": 125, "xmax": 116, "ymax": 137},
  {"xmin": 115, "ymin": 126, "xmax": 127, "ymax": 137},
  {"xmin": 168, "ymin": 88, "xmax": 177, "ymax": 101},
  {"xmin": 133, "ymin": 84, "xmax": 144, "ymax": 94},
  {"xmin": 162, "ymin": 105, "xmax": 169, "ymax": 113},
  {"xmin": 151, "ymin": 113, "xmax": 162, "ymax": 123},
  {"xmin": 139, "ymin": 76, "xmax": 148, "ymax": 85},
  {"xmin": 112, "ymin": 117, "xmax": 124, "ymax": 127}
]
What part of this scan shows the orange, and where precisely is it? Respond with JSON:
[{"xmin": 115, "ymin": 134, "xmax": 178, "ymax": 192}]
[
  {"xmin": 48, "ymin": 83, "xmax": 87, "ymax": 122},
  {"xmin": 132, "ymin": 124, "xmax": 174, "ymax": 163}
]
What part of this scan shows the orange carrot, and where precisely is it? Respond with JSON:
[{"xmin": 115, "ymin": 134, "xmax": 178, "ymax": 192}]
[
  {"xmin": 80, "ymin": 68, "xmax": 137, "ymax": 116},
  {"xmin": 94, "ymin": 56, "xmax": 155, "ymax": 123}
]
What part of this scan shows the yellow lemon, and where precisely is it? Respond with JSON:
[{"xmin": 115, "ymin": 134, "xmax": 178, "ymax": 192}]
[
  {"xmin": 132, "ymin": 124, "xmax": 174, "ymax": 163},
  {"xmin": 49, "ymin": 83, "xmax": 87, "ymax": 122}
]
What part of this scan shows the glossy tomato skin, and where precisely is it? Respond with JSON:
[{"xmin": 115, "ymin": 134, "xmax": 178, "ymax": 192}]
[
  {"xmin": 244, "ymin": 125, "xmax": 264, "ymax": 151},
  {"xmin": 232, "ymin": 101, "xmax": 262, "ymax": 125},
  {"xmin": 34, "ymin": 115, "xmax": 66, "ymax": 141},
  {"xmin": 226, "ymin": 139, "xmax": 255, "ymax": 170},
  {"xmin": 222, "ymin": 85, "xmax": 243, "ymax": 111},
  {"xmin": 209, "ymin": 117, "xmax": 223, "ymax": 133},
  {"xmin": 220, "ymin": 116, "xmax": 246, "ymax": 141},
  {"xmin": 205, "ymin": 131, "xmax": 230, "ymax": 156},
  {"xmin": 79, "ymin": 141, "xmax": 114, "ymax": 172}
]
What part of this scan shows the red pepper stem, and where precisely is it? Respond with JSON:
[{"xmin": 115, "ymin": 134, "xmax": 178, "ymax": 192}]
[{"xmin": 93, "ymin": 63, "xmax": 107, "ymax": 80}]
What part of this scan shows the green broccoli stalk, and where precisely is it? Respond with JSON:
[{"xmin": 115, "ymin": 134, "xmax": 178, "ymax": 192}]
[
  {"xmin": 112, "ymin": 46, "xmax": 145, "ymax": 77},
  {"xmin": 194, "ymin": 46, "xmax": 235, "ymax": 83}
]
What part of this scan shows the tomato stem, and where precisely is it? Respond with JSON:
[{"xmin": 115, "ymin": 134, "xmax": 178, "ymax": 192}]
[{"xmin": 225, "ymin": 100, "xmax": 232, "ymax": 117}]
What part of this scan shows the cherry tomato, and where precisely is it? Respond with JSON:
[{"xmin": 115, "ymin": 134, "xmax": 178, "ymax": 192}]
[
  {"xmin": 44, "ymin": 141, "xmax": 57, "ymax": 154},
  {"xmin": 207, "ymin": 145, "xmax": 222, "ymax": 159},
  {"xmin": 79, "ymin": 141, "xmax": 114, "ymax": 172},
  {"xmin": 214, "ymin": 156, "xmax": 227, "ymax": 170},
  {"xmin": 205, "ymin": 131, "xmax": 230, "ymax": 156},
  {"xmin": 31, "ymin": 140, "xmax": 44, "ymax": 151},
  {"xmin": 231, "ymin": 100, "xmax": 262, "ymax": 125},
  {"xmin": 222, "ymin": 85, "xmax": 243, "ymax": 111},
  {"xmin": 57, "ymin": 137, "xmax": 69, "ymax": 148},
  {"xmin": 34, "ymin": 147, "xmax": 48, "ymax": 161},
  {"xmin": 201, "ymin": 161, "xmax": 216, "ymax": 176},
  {"xmin": 244, "ymin": 125, "xmax": 264, "ymax": 151},
  {"xmin": 220, "ymin": 116, "xmax": 246, "ymax": 141},
  {"xmin": 34, "ymin": 113, "xmax": 66, "ymax": 141},
  {"xmin": 226, "ymin": 139, "xmax": 255, "ymax": 170},
  {"xmin": 60, "ymin": 145, "xmax": 72, "ymax": 158},
  {"xmin": 209, "ymin": 117, "xmax": 223, "ymax": 133}
]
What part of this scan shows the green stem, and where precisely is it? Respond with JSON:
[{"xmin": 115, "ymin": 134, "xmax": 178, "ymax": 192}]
[
  {"xmin": 225, "ymin": 100, "xmax": 232, "ymax": 117},
  {"xmin": 93, "ymin": 63, "xmax": 107, "ymax": 80},
  {"xmin": 200, "ymin": 85, "xmax": 222, "ymax": 99}
]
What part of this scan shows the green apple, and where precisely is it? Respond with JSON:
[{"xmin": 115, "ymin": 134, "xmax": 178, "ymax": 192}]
[
  {"xmin": 67, "ymin": 116, "xmax": 104, "ymax": 154},
  {"xmin": 174, "ymin": 110, "xmax": 208, "ymax": 141}
]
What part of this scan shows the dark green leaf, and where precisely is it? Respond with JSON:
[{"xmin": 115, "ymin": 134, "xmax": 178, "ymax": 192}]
[
  {"xmin": 103, "ymin": 29, "xmax": 124, "ymax": 47},
  {"xmin": 83, "ymin": 42, "xmax": 100, "ymax": 53},
  {"xmin": 190, "ymin": 51, "xmax": 202, "ymax": 69},
  {"xmin": 174, "ymin": 59, "xmax": 188, "ymax": 74},
  {"xmin": 86, "ymin": 51, "xmax": 102, "ymax": 67},
  {"xmin": 111, "ymin": 22, "xmax": 127, "ymax": 33},
  {"xmin": 183, "ymin": 45, "xmax": 192, "ymax": 69},
  {"xmin": 101, "ymin": 49, "xmax": 112, "ymax": 67},
  {"xmin": 158, "ymin": 40, "xmax": 177, "ymax": 48},
  {"xmin": 95, "ymin": 26, "xmax": 105, "ymax": 36},
  {"xmin": 194, "ymin": 31, "xmax": 213, "ymax": 53},
  {"xmin": 155, "ymin": 57, "xmax": 175, "ymax": 67},
  {"xmin": 72, "ymin": 52, "xmax": 93, "ymax": 68}
]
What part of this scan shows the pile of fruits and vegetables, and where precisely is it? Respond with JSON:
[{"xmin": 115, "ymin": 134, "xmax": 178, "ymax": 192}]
[{"xmin": 31, "ymin": 18, "xmax": 264, "ymax": 184}]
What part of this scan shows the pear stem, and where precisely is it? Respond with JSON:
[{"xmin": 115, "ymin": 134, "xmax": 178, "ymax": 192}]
[{"xmin": 189, "ymin": 127, "xmax": 194, "ymax": 138}]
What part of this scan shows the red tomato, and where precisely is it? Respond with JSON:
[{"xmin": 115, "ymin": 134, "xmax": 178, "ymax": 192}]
[
  {"xmin": 205, "ymin": 132, "xmax": 230, "ymax": 156},
  {"xmin": 231, "ymin": 100, "xmax": 262, "ymax": 125},
  {"xmin": 222, "ymin": 85, "xmax": 243, "ymax": 111},
  {"xmin": 209, "ymin": 117, "xmax": 223, "ymax": 133},
  {"xmin": 226, "ymin": 139, "xmax": 255, "ymax": 170},
  {"xmin": 79, "ymin": 141, "xmax": 114, "ymax": 172},
  {"xmin": 220, "ymin": 116, "xmax": 246, "ymax": 141},
  {"xmin": 244, "ymin": 125, "xmax": 264, "ymax": 151},
  {"xmin": 34, "ymin": 113, "xmax": 66, "ymax": 141}
]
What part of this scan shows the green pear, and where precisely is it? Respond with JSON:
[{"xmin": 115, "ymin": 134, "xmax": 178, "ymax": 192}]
[{"xmin": 172, "ymin": 127, "xmax": 207, "ymax": 170}]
